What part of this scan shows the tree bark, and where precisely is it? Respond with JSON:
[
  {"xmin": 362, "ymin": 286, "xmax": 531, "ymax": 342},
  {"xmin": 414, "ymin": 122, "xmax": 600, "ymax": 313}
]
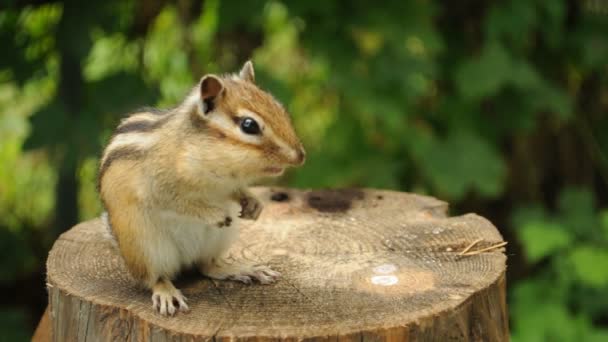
[{"xmin": 45, "ymin": 187, "xmax": 509, "ymax": 341}]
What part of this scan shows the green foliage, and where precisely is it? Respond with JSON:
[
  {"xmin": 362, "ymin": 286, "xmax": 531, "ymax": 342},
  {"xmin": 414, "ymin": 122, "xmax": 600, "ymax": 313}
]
[
  {"xmin": 413, "ymin": 132, "xmax": 506, "ymax": 199},
  {"xmin": 511, "ymin": 278, "xmax": 608, "ymax": 342},
  {"xmin": 0, "ymin": 80, "xmax": 55, "ymax": 283},
  {"xmin": 519, "ymin": 221, "xmax": 572, "ymax": 263},
  {"xmin": 602, "ymin": 211, "xmax": 608, "ymax": 238},
  {"xmin": 569, "ymin": 246, "xmax": 608, "ymax": 288},
  {"xmin": 1, "ymin": 0, "xmax": 608, "ymax": 338},
  {"xmin": 514, "ymin": 188, "xmax": 608, "ymax": 341}
]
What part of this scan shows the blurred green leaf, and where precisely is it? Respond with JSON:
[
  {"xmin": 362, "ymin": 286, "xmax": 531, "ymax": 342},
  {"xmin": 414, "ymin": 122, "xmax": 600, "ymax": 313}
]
[
  {"xmin": 143, "ymin": 6, "xmax": 194, "ymax": 105},
  {"xmin": 585, "ymin": 329, "xmax": 608, "ymax": 342},
  {"xmin": 485, "ymin": 1, "xmax": 536, "ymax": 45},
  {"xmin": 508, "ymin": 60, "xmax": 542, "ymax": 90},
  {"xmin": 84, "ymin": 32, "xmax": 139, "ymax": 81},
  {"xmin": 558, "ymin": 188, "xmax": 597, "ymax": 236},
  {"xmin": 601, "ymin": 210, "xmax": 608, "ymax": 239},
  {"xmin": 519, "ymin": 221, "xmax": 572, "ymax": 263},
  {"xmin": 454, "ymin": 42, "xmax": 512, "ymax": 100},
  {"xmin": 529, "ymin": 83, "xmax": 573, "ymax": 119},
  {"xmin": 415, "ymin": 132, "xmax": 506, "ymax": 199},
  {"xmin": 569, "ymin": 246, "xmax": 608, "ymax": 288},
  {"xmin": 511, "ymin": 205, "xmax": 547, "ymax": 229},
  {"xmin": 511, "ymin": 279, "xmax": 583, "ymax": 342}
]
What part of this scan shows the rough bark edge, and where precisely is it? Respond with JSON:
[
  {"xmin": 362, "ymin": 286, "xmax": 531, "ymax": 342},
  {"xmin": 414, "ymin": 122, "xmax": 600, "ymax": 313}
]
[
  {"xmin": 48, "ymin": 284, "xmax": 217, "ymax": 342},
  {"xmin": 45, "ymin": 272, "xmax": 507, "ymax": 342}
]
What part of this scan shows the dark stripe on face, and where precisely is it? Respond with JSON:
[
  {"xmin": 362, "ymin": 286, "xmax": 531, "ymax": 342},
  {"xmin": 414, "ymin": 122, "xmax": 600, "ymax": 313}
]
[
  {"xmin": 189, "ymin": 109, "xmax": 257, "ymax": 146},
  {"xmin": 115, "ymin": 114, "xmax": 172, "ymax": 135},
  {"xmin": 190, "ymin": 112, "xmax": 226, "ymax": 139},
  {"xmin": 97, "ymin": 147, "xmax": 147, "ymax": 191}
]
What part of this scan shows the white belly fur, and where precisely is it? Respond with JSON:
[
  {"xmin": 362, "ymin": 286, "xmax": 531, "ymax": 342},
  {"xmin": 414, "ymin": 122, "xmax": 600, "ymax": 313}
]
[{"xmin": 143, "ymin": 206, "xmax": 241, "ymax": 278}]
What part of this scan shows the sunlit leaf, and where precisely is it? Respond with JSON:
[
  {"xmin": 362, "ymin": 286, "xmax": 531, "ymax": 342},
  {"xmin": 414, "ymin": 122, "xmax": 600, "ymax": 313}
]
[{"xmin": 84, "ymin": 32, "xmax": 140, "ymax": 81}]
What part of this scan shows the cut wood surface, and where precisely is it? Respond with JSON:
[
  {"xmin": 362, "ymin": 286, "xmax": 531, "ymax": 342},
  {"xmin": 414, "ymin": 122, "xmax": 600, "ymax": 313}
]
[{"xmin": 46, "ymin": 187, "xmax": 508, "ymax": 341}]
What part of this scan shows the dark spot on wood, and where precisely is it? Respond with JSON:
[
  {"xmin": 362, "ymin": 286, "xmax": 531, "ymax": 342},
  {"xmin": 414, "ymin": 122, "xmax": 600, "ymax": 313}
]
[
  {"xmin": 306, "ymin": 188, "xmax": 365, "ymax": 213},
  {"xmin": 271, "ymin": 192, "xmax": 289, "ymax": 202},
  {"xmin": 97, "ymin": 147, "xmax": 147, "ymax": 190},
  {"xmin": 376, "ymin": 195, "xmax": 384, "ymax": 200}
]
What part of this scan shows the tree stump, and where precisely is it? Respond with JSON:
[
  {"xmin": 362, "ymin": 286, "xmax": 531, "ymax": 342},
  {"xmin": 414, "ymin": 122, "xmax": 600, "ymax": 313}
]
[{"xmin": 46, "ymin": 187, "xmax": 508, "ymax": 341}]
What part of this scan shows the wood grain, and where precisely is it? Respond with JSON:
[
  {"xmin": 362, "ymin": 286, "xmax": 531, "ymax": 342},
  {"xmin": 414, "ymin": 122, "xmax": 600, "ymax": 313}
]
[{"xmin": 46, "ymin": 187, "xmax": 508, "ymax": 341}]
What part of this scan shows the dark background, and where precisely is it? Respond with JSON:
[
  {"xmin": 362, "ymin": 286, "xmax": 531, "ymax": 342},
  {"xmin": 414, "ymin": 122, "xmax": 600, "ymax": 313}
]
[{"xmin": 1, "ymin": 0, "xmax": 608, "ymax": 340}]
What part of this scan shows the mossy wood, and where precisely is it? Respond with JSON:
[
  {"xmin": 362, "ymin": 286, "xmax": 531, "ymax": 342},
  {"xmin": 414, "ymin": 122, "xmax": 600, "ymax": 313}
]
[{"xmin": 45, "ymin": 187, "xmax": 508, "ymax": 341}]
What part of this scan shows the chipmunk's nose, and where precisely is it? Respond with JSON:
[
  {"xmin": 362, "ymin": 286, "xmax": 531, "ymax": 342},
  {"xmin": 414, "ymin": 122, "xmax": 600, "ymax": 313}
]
[
  {"xmin": 294, "ymin": 146, "xmax": 306, "ymax": 166},
  {"xmin": 284, "ymin": 144, "xmax": 306, "ymax": 166}
]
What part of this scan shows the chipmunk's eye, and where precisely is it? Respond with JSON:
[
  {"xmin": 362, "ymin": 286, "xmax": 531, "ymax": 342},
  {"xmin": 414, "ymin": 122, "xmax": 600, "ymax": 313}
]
[{"xmin": 240, "ymin": 117, "xmax": 261, "ymax": 135}]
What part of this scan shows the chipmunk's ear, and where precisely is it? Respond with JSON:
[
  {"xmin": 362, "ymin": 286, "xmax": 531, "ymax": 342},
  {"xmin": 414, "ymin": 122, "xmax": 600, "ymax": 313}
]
[
  {"xmin": 239, "ymin": 61, "xmax": 255, "ymax": 83},
  {"xmin": 199, "ymin": 75, "xmax": 224, "ymax": 114}
]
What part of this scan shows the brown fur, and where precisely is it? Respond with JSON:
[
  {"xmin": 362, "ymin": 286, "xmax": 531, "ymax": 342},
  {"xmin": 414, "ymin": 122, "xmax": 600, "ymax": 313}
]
[
  {"xmin": 100, "ymin": 162, "xmax": 150, "ymax": 284},
  {"xmin": 115, "ymin": 113, "xmax": 172, "ymax": 134},
  {"xmin": 219, "ymin": 78, "xmax": 300, "ymax": 148},
  {"xmin": 97, "ymin": 146, "xmax": 147, "ymax": 190},
  {"xmin": 97, "ymin": 62, "xmax": 305, "ymax": 315}
]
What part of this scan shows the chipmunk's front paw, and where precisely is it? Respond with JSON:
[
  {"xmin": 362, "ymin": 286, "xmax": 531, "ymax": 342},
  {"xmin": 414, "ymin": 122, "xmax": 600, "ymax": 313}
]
[
  {"xmin": 232, "ymin": 264, "xmax": 281, "ymax": 284},
  {"xmin": 152, "ymin": 280, "xmax": 189, "ymax": 316},
  {"xmin": 239, "ymin": 195, "xmax": 263, "ymax": 220},
  {"xmin": 203, "ymin": 261, "xmax": 280, "ymax": 285}
]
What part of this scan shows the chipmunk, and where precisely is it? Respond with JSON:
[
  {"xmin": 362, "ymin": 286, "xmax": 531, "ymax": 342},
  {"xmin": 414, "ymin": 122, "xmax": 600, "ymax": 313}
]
[{"xmin": 98, "ymin": 61, "xmax": 305, "ymax": 316}]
